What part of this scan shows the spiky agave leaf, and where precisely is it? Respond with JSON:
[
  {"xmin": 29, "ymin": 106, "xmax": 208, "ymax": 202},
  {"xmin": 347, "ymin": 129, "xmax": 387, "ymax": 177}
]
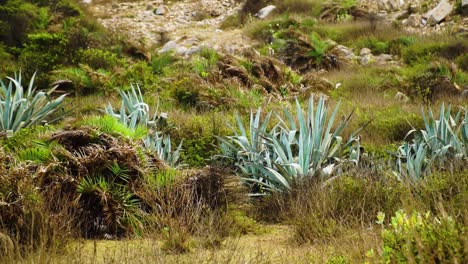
[{"xmin": 143, "ymin": 133, "xmax": 183, "ymax": 167}]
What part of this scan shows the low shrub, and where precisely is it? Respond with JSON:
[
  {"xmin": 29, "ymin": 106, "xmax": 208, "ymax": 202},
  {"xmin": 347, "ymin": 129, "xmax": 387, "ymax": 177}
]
[
  {"xmin": 379, "ymin": 210, "xmax": 466, "ymax": 263},
  {"xmin": 19, "ymin": 32, "xmax": 69, "ymax": 74},
  {"xmin": 79, "ymin": 48, "xmax": 122, "ymax": 70},
  {"xmin": 358, "ymin": 106, "xmax": 423, "ymax": 143}
]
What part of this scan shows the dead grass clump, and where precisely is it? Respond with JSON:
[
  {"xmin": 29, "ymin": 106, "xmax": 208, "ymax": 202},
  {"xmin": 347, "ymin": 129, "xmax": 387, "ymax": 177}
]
[
  {"xmin": 0, "ymin": 149, "xmax": 68, "ymax": 259},
  {"xmin": 141, "ymin": 167, "xmax": 243, "ymax": 251},
  {"xmin": 251, "ymin": 175, "xmax": 407, "ymax": 243},
  {"xmin": 217, "ymin": 51, "xmax": 293, "ymax": 95},
  {"xmin": 36, "ymin": 127, "xmax": 149, "ymax": 239}
]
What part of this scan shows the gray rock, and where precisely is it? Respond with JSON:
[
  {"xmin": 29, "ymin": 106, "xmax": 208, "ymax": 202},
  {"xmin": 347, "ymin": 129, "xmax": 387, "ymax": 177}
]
[
  {"xmin": 334, "ymin": 45, "xmax": 356, "ymax": 60},
  {"xmin": 186, "ymin": 46, "xmax": 203, "ymax": 56},
  {"xmin": 176, "ymin": 46, "xmax": 188, "ymax": 55},
  {"xmin": 376, "ymin": 54, "xmax": 393, "ymax": 64},
  {"xmin": 154, "ymin": 5, "xmax": 168, "ymax": 16},
  {"xmin": 255, "ymin": 5, "xmax": 276, "ymax": 19},
  {"xmin": 407, "ymin": 14, "xmax": 422, "ymax": 27},
  {"xmin": 424, "ymin": 0, "xmax": 453, "ymax": 26},
  {"xmin": 359, "ymin": 54, "xmax": 374, "ymax": 66},
  {"xmin": 460, "ymin": 89, "xmax": 468, "ymax": 101},
  {"xmin": 463, "ymin": 0, "xmax": 468, "ymax": 7},
  {"xmin": 377, "ymin": 0, "xmax": 403, "ymax": 11},
  {"xmin": 360, "ymin": 48, "xmax": 372, "ymax": 56},
  {"xmin": 159, "ymin": 40, "xmax": 178, "ymax": 53}
]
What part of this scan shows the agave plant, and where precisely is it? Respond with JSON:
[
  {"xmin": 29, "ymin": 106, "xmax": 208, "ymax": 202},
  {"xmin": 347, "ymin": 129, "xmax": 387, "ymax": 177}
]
[
  {"xmin": 395, "ymin": 104, "xmax": 467, "ymax": 180},
  {"xmin": 105, "ymin": 84, "xmax": 159, "ymax": 130},
  {"xmin": 220, "ymin": 96, "xmax": 362, "ymax": 194},
  {"xmin": 143, "ymin": 133, "xmax": 182, "ymax": 167},
  {"xmin": 106, "ymin": 84, "xmax": 181, "ymax": 167},
  {"xmin": 0, "ymin": 73, "xmax": 67, "ymax": 135},
  {"xmin": 417, "ymin": 104, "xmax": 467, "ymax": 158}
]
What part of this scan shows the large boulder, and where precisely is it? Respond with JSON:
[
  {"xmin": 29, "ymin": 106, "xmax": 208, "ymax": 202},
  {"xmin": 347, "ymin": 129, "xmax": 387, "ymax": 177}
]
[{"xmin": 423, "ymin": 0, "xmax": 453, "ymax": 25}]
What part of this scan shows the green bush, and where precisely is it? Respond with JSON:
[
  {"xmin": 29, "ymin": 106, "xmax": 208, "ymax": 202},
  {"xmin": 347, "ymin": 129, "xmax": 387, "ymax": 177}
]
[
  {"xmin": 355, "ymin": 37, "xmax": 389, "ymax": 55},
  {"xmin": 379, "ymin": 210, "xmax": 466, "ymax": 263},
  {"xmin": 0, "ymin": 0, "xmax": 41, "ymax": 47},
  {"xmin": 50, "ymin": 66, "xmax": 93, "ymax": 95},
  {"xmin": 79, "ymin": 48, "xmax": 122, "ymax": 70},
  {"xmin": 19, "ymin": 32, "xmax": 69, "ymax": 79},
  {"xmin": 455, "ymin": 53, "xmax": 468, "ymax": 72},
  {"xmin": 180, "ymin": 136, "xmax": 217, "ymax": 167},
  {"xmin": 151, "ymin": 52, "xmax": 176, "ymax": 75},
  {"xmin": 358, "ymin": 107, "xmax": 423, "ymax": 142},
  {"xmin": 119, "ymin": 61, "xmax": 158, "ymax": 89},
  {"xmin": 414, "ymin": 171, "xmax": 468, "ymax": 222}
]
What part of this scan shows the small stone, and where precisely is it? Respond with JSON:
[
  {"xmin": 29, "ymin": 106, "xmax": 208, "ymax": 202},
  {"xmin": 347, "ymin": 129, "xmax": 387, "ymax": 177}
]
[
  {"xmin": 376, "ymin": 54, "xmax": 393, "ymax": 65},
  {"xmin": 359, "ymin": 54, "xmax": 374, "ymax": 66},
  {"xmin": 395, "ymin": 92, "xmax": 409, "ymax": 103},
  {"xmin": 154, "ymin": 5, "xmax": 168, "ymax": 16},
  {"xmin": 360, "ymin": 48, "xmax": 372, "ymax": 56},
  {"xmin": 186, "ymin": 46, "xmax": 203, "ymax": 56},
  {"xmin": 334, "ymin": 45, "xmax": 356, "ymax": 61},
  {"xmin": 176, "ymin": 46, "xmax": 188, "ymax": 55},
  {"xmin": 255, "ymin": 5, "xmax": 276, "ymax": 19},
  {"xmin": 407, "ymin": 14, "xmax": 422, "ymax": 27}
]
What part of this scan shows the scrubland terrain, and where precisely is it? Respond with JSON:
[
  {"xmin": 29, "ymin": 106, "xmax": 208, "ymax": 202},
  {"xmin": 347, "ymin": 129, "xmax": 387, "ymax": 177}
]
[{"xmin": 0, "ymin": 0, "xmax": 467, "ymax": 263}]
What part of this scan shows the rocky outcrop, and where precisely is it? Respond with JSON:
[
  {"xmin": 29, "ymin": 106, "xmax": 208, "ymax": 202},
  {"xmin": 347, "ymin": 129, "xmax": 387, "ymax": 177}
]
[{"xmin": 87, "ymin": 0, "xmax": 250, "ymax": 54}]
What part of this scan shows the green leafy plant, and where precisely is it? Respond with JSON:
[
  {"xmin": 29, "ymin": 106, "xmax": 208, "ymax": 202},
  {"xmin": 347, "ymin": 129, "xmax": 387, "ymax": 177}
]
[
  {"xmin": 308, "ymin": 32, "xmax": 331, "ymax": 65},
  {"xmin": 0, "ymin": 73, "xmax": 67, "ymax": 135},
  {"xmin": 76, "ymin": 163, "xmax": 142, "ymax": 237}
]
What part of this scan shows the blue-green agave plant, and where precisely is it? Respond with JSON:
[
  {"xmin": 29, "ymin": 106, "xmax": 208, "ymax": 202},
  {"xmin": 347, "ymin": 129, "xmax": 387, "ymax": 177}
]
[
  {"xmin": 220, "ymin": 96, "xmax": 362, "ymax": 194},
  {"xmin": 0, "ymin": 72, "xmax": 67, "ymax": 136}
]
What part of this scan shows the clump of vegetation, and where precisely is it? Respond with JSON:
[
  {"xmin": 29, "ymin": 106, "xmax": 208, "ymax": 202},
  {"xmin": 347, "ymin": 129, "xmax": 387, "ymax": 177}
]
[{"xmin": 0, "ymin": 0, "xmax": 467, "ymax": 262}]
